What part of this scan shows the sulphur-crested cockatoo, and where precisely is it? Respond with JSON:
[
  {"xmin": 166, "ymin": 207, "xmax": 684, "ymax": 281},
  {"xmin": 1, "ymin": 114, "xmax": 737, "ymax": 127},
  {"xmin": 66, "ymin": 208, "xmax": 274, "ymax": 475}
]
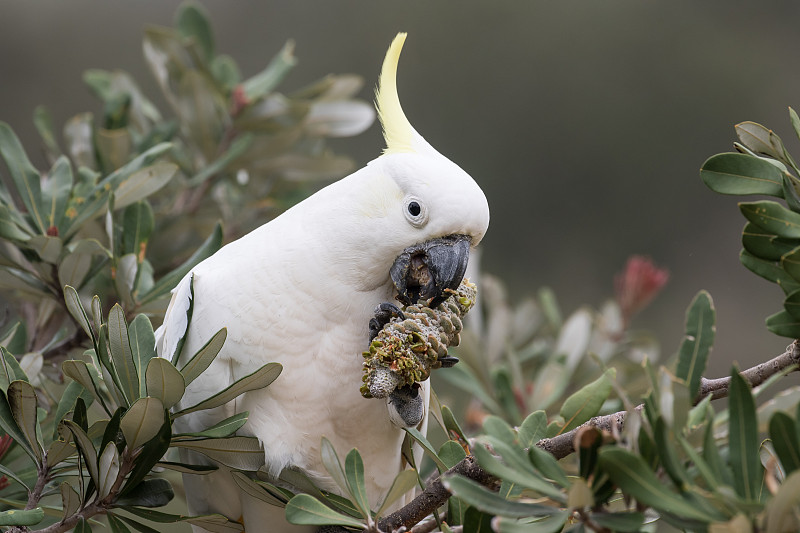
[{"xmin": 156, "ymin": 33, "xmax": 490, "ymax": 532}]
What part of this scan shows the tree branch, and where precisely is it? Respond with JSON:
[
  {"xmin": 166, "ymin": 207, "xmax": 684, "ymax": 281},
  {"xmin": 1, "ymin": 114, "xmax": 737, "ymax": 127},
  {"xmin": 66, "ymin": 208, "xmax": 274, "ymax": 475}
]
[{"xmin": 374, "ymin": 340, "xmax": 800, "ymax": 532}]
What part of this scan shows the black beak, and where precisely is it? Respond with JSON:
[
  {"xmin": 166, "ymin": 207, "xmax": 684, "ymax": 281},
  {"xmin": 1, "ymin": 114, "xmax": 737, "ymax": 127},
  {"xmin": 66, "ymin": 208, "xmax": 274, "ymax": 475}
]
[{"xmin": 390, "ymin": 234, "xmax": 471, "ymax": 307}]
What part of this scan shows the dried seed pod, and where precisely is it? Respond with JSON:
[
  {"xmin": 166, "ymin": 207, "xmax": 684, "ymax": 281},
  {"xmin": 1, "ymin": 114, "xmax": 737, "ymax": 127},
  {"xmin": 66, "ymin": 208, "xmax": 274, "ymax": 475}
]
[{"xmin": 361, "ymin": 278, "xmax": 477, "ymax": 399}]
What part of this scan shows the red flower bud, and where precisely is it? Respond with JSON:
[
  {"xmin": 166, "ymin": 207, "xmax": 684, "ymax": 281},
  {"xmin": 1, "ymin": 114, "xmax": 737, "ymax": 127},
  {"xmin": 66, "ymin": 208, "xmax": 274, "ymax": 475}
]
[{"xmin": 615, "ymin": 256, "xmax": 669, "ymax": 326}]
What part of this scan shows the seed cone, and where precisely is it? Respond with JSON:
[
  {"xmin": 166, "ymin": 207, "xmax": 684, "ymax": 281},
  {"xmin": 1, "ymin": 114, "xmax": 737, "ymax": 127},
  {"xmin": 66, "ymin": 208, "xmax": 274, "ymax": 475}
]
[{"xmin": 361, "ymin": 278, "xmax": 477, "ymax": 398}]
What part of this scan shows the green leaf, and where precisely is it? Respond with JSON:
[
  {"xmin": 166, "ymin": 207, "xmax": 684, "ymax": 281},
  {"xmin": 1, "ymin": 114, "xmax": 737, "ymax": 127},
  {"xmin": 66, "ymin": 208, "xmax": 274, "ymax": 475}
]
[
  {"xmin": 653, "ymin": 417, "xmax": 689, "ymax": 489},
  {"xmin": 472, "ymin": 443, "xmax": 563, "ymax": 501},
  {"xmin": 765, "ymin": 309, "xmax": 800, "ymax": 338},
  {"xmin": 769, "ymin": 411, "xmax": 800, "ymax": 475},
  {"xmin": 60, "ymin": 482, "xmax": 81, "ymax": 521},
  {"xmin": 0, "ymin": 345, "xmax": 28, "ymax": 384},
  {"xmin": 558, "ymin": 368, "xmax": 615, "ymax": 434},
  {"xmin": 129, "ymin": 315, "xmax": 156, "ymax": 397},
  {"xmin": 121, "ymin": 202, "xmax": 155, "ymax": 259},
  {"xmin": 107, "ymin": 513, "xmax": 133, "ymax": 533},
  {"xmin": 781, "ymin": 245, "xmax": 800, "ymax": 283},
  {"xmin": 404, "ymin": 427, "xmax": 448, "ymax": 472},
  {"xmin": 528, "ymin": 445, "xmax": 571, "ymax": 488},
  {"xmin": 98, "ymin": 442, "xmax": 121, "ymax": 498},
  {"xmin": 740, "ymin": 250, "xmax": 800, "ymax": 293},
  {"xmin": 518, "ymin": 410, "xmax": 547, "ymax": 448},
  {"xmin": 320, "ymin": 436, "xmax": 349, "ymax": 495},
  {"xmin": 187, "ymin": 133, "xmax": 253, "ymax": 186},
  {"xmin": 178, "ymin": 327, "xmax": 227, "ymax": 386},
  {"xmin": 242, "ymin": 40, "xmax": 297, "ymax": 101},
  {"xmin": 64, "ymin": 419, "xmax": 99, "ymax": 484},
  {"xmin": 764, "ymin": 470, "xmax": 800, "ymax": 533},
  {"xmin": 145, "ymin": 358, "xmax": 185, "ymax": 410},
  {"xmin": 115, "ymin": 478, "xmax": 174, "ymax": 508},
  {"xmin": 175, "ymin": 412, "xmax": 248, "ymax": 439},
  {"xmin": 740, "ymin": 201, "xmax": 800, "ymax": 239},
  {"xmin": 121, "ymin": 417, "xmax": 171, "ymax": 494},
  {"xmin": 33, "ymin": 105, "xmax": 62, "ymax": 158},
  {"xmin": 27, "ymin": 234, "xmax": 62, "ymax": 263},
  {"xmin": 783, "ymin": 289, "xmax": 800, "ymax": 321},
  {"xmin": 492, "ymin": 512, "xmax": 570, "ymax": 533},
  {"xmin": 7, "ymin": 380, "xmax": 42, "ymax": 462},
  {"xmin": 443, "ymin": 475, "xmax": 556, "ymax": 518},
  {"xmin": 728, "ymin": 368, "xmax": 762, "ymax": 501},
  {"xmin": 597, "ymin": 447, "xmax": 720, "ymax": 522},
  {"xmin": 736, "ymin": 121, "xmax": 796, "ymax": 169},
  {"xmin": 441, "ymin": 404, "xmax": 468, "ymax": 443},
  {"xmin": 0, "ymin": 507, "xmax": 45, "ymax": 527},
  {"xmin": 438, "ymin": 440, "xmax": 467, "ymax": 469},
  {"xmin": 120, "ymin": 397, "xmax": 165, "ymax": 451},
  {"xmin": 229, "ymin": 471, "xmax": 287, "ymax": 507},
  {"xmin": 176, "ymin": 2, "xmax": 215, "ymax": 62},
  {"xmin": 174, "ymin": 362, "xmax": 281, "ymax": 416},
  {"xmin": 114, "ymin": 163, "xmax": 178, "ymax": 210},
  {"xmin": 0, "ymin": 205, "xmax": 32, "ymax": 241},
  {"xmin": 170, "ymin": 436, "xmax": 265, "ymax": 470},
  {"xmin": 590, "ymin": 512, "xmax": 645, "ymax": 532},
  {"xmin": 42, "ymin": 156, "xmax": 73, "ymax": 234},
  {"xmin": 375, "ymin": 469, "xmax": 418, "ymax": 518},
  {"xmin": 61, "ymin": 359, "xmax": 104, "ymax": 407},
  {"xmin": 700, "ymin": 153, "xmax": 784, "ymax": 197},
  {"xmin": 742, "ymin": 222, "xmax": 797, "ymax": 261},
  {"xmin": 155, "ymin": 461, "xmax": 217, "ymax": 475},
  {"xmin": 75, "ymin": 516, "xmax": 91, "ymax": 533},
  {"xmin": 285, "ymin": 493, "xmax": 365, "ymax": 528},
  {"xmin": 47, "ymin": 434, "xmax": 77, "ymax": 466},
  {"xmin": 108, "ymin": 304, "xmax": 138, "ymax": 405},
  {"xmin": 139, "ymin": 222, "xmax": 223, "ymax": 305},
  {"xmin": 344, "ymin": 448, "xmax": 370, "ymax": 519},
  {"xmin": 483, "ymin": 415, "xmax": 517, "ymax": 447},
  {"xmin": 0, "ymin": 122, "xmax": 46, "ymax": 233},
  {"xmin": 676, "ymin": 290, "xmax": 715, "ymax": 399}
]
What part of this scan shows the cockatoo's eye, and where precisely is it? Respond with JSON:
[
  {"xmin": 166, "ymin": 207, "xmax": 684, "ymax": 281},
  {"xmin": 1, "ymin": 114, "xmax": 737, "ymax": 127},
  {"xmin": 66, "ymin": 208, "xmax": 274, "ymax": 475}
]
[{"xmin": 404, "ymin": 196, "xmax": 428, "ymax": 227}]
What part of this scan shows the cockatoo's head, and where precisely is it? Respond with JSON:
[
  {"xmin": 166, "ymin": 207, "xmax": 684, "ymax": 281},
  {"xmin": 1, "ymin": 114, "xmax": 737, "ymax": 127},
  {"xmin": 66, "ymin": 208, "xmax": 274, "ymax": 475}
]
[{"xmin": 361, "ymin": 33, "xmax": 490, "ymax": 307}]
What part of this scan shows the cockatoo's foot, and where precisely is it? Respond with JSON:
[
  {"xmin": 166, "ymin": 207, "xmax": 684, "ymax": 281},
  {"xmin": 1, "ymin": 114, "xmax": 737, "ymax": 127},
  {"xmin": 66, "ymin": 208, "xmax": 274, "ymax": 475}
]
[
  {"xmin": 387, "ymin": 383, "xmax": 425, "ymax": 428},
  {"xmin": 369, "ymin": 302, "xmax": 406, "ymax": 342},
  {"xmin": 437, "ymin": 354, "xmax": 460, "ymax": 368}
]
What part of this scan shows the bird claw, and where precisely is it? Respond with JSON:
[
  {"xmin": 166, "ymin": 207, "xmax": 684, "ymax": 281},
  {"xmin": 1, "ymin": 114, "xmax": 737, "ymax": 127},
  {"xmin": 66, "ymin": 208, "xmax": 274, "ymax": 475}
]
[
  {"xmin": 369, "ymin": 302, "xmax": 406, "ymax": 342},
  {"xmin": 437, "ymin": 355, "xmax": 459, "ymax": 368}
]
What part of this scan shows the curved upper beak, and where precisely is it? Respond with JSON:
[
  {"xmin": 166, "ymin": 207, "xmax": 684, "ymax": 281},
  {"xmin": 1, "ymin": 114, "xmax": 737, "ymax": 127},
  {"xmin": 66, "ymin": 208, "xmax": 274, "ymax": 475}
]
[{"xmin": 390, "ymin": 234, "xmax": 471, "ymax": 307}]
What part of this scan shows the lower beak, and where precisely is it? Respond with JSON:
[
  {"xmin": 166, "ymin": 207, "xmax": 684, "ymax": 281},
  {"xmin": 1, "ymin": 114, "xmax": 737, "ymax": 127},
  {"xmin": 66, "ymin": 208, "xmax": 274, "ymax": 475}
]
[{"xmin": 390, "ymin": 234, "xmax": 471, "ymax": 307}]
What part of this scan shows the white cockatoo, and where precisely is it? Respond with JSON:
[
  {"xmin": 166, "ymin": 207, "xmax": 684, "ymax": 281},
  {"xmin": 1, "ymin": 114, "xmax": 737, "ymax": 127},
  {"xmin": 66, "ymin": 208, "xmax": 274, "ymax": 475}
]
[{"xmin": 156, "ymin": 33, "xmax": 490, "ymax": 532}]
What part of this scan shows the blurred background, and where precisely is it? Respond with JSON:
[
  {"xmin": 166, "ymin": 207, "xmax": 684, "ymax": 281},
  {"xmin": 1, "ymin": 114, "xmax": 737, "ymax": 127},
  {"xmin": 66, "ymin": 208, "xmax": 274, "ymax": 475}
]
[{"xmin": 2, "ymin": 0, "xmax": 800, "ymax": 377}]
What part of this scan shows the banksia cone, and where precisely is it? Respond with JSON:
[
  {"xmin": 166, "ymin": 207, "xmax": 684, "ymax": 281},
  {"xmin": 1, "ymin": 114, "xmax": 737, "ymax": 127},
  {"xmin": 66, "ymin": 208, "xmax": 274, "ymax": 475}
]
[{"xmin": 361, "ymin": 278, "xmax": 477, "ymax": 398}]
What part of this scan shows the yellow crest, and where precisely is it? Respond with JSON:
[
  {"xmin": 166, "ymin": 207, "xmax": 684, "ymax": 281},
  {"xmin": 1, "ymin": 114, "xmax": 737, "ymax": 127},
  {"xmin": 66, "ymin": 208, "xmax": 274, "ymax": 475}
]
[{"xmin": 376, "ymin": 33, "xmax": 415, "ymax": 154}]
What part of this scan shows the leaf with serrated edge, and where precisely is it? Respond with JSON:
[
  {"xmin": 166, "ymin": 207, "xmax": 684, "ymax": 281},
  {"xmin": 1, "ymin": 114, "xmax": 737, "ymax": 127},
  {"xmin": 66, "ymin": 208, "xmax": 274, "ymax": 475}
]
[
  {"xmin": 170, "ymin": 436, "xmax": 265, "ymax": 470},
  {"xmin": 120, "ymin": 397, "xmax": 164, "ymax": 451},
  {"xmin": 7, "ymin": 380, "xmax": 42, "ymax": 462},
  {"xmin": 178, "ymin": 328, "xmax": 226, "ymax": 385},
  {"xmin": 285, "ymin": 494, "xmax": 365, "ymax": 528},
  {"xmin": 108, "ymin": 304, "xmax": 138, "ymax": 405},
  {"xmin": 145, "ymin": 358, "xmax": 185, "ymax": 410},
  {"xmin": 174, "ymin": 363, "xmax": 281, "ymax": 416}
]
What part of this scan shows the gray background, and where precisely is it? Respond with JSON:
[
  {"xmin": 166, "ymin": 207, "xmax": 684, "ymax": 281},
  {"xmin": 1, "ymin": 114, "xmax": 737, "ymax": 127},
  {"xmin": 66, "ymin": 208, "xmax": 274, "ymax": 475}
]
[{"xmin": 3, "ymin": 1, "xmax": 800, "ymax": 378}]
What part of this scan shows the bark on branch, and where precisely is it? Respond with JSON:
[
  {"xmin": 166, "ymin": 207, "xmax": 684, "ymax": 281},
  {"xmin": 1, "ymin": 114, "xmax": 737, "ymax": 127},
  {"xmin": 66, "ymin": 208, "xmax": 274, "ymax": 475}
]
[{"xmin": 374, "ymin": 340, "xmax": 800, "ymax": 532}]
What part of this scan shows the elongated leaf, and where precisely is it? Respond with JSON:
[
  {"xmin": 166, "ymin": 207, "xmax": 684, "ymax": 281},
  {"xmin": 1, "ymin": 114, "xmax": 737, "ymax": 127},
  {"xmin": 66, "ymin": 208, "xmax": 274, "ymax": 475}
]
[
  {"xmin": 741, "ymin": 201, "xmax": 800, "ymax": 239},
  {"xmin": 176, "ymin": 2, "xmax": 215, "ymax": 62},
  {"xmin": 107, "ymin": 513, "xmax": 133, "ymax": 533},
  {"xmin": 375, "ymin": 470, "xmax": 418, "ymax": 517},
  {"xmin": 0, "ymin": 122, "xmax": 45, "ymax": 233},
  {"xmin": 178, "ymin": 328, "xmax": 226, "ymax": 385},
  {"xmin": 0, "ymin": 507, "xmax": 45, "ymax": 527},
  {"xmin": 43, "ymin": 156, "xmax": 73, "ymax": 233},
  {"xmin": 344, "ymin": 449, "xmax": 370, "ymax": 519},
  {"xmin": 285, "ymin": 494, "xmax": 365, "ymax": 528},
  {"xmin": 120, "ymin": 397, "xmax": 165, "ymax": 451},
  {"xmin": 75, "ymin": 517, "xmax": 91, "ymax": 533},
  {"xmin": 62, "ymin": 359, "xmax": 103, "ymax": 406},
  {"xmin": 783, "ymin": 289, "xmax": 800, "ymax": 321},
  {"xmin": 230, "ymin": 471, "xmax": 287, "ymax": 507},
  {"xmin": 64, "ymin": 286, "xmax": 95, "ymax": 342},
  {"xmin": 483, "ymin": 415, "xmax": 517, "ymax": 448},
  {"xmin": 781, "ymin": 245, "xmax": 800, "ymax": 283},
  {"xmin": 558, "ymin": 369, "xmax": 615, "ymax": 434},
  {"xmin": 742, "ymin": 222, "xmax": 796, "ymax": 262},
  {"xmin": 769, "ymin": 411, "xmax": 800, "ymax": 475},
  {"xmin": 528, "ymin": 445, "xmax": 571, "ymax": 488},
  {"xmin": 242, "ymin": 41, "xmax": 297, "ymax": 100},
  {"xmin": 320, "ymin": 436, "xmax": 349, "ymax": 495},
  {"xmin": 404, "ymin": 427, "xmax": 447, "ymax": 472},
  {"xmin": 129, "ymin": 314, "xmax": 156, "ymax": 397},
  {"xmin": 58, "ymin": 247, "xmax": 93, "ymax": 290},
  {"xmin": 493, "ymin": 512, "xmax": 570, "ymax": 533},
  {"xmin": 441, "ymin": 404, "xmax": 467, "ymax": 444},
  {"xmin": 33, "ymin": 105, "xmax": 62, "ymax": 158},
  {"xmin": 700, "ymin": 153, "xmax": 784, "ymax": 197},
  {"xmin": 170, "ymin": 436, "xmax": 265, "ymax": 470},
  {"xmin": 7, "ymin": 380, "xmax": 42, "ymax": 462},
  {"xmin": 64, "ymin": 419, "xmax": 99, "ymax": 484},
  {"xmin": 438, "ymin": 440, "xmax": 467, "ymax": 469},
  {"xmin": 443, "ymin": 475, "xmax": 556, "ymax": 518},
  {"xmin": 155, "ymin": 461, "xmax": 217, "ymax": 475},
  {"xmin": 121, "ymin": 202, "xmax": 155, "ymax": 258},
  {"xmin": 0, "ymin": 346, "xmax": 27, "ymax": 384},
  {"xmin": 653, "ymin": 418, "xmax": 689, "ymax": 489},
  {"xmin": 518, "ymin": 410, "xmax": 547, "ymax": 448},
  {"xmin": 108, "ymin": 305, "xmax": 138, "ymax": 405},
  {"xmin": 139, "ymin": 222, "xmax": 222, "ymax": 305},
  {"xmin": 597, "ymin": 447, "xmax": 719, "ymax": 521},
  {"xmin": 174, "ymin": 362, "xmax": 281, "ymax": 416},
  {"xmin": 113, "ymin": 163, "xmax": 178, "ymax": 210},
  {"xmin": 728, "ymin": 368, "xmax": 762, "ymax": 501},
  {"xmin": 175, "ymin": 412, "xmax": 248, "ymax": 439},
  {"xmin": 766, "ymin": 309, "xmax": 800, "ymax": 339},
  {"xmin": 740, "ymin": 250, "xmax": 800, "ymax": 294},
  {"xmin": 764, "ymin": 470, "xmax": 800, "ymax": 533},
  {"xmin": 0, "ymin": 205, "xmax": 31, "ymax": 241},
  {"xmin": 98, "ymin": 442, "xmax": 121, "ymax": 498},
  {"xmin": 145, "ymin": 358, "xmax": 185, "ymax": 410},
  {"xmin": 472, "ymin": 443, "xmax": 563, "ymax": 501},
  {"xmin": 60, "ymin": 482, "xmax": 81, "ymax": 521},
  {"xmin": 47, "ymin": 434, "xmax": 77, "ymax": 466},
  {"xmin": 590, "ymin": 512, "xmax": 645, "ymax": 532},
  {"xmin": 187, "ymin": 134, "xmax": 253, "ymax": 186},
  {"xmin": 676, "ymin": 290, "xmax": 715, "ymax": 399},
  {"xmin": 736, "ymin": 121, "xmax": 795, "ymax": 168},
  {"xmin": 121, "ymin": 417, "xmax": 171, "ymax": 494}
]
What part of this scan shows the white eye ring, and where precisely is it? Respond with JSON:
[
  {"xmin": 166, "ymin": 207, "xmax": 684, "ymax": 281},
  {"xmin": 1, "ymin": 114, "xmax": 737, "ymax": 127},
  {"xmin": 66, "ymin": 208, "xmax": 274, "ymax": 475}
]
[{"xmin": 403, "ymin": 195, "xmax": 428, "ymax": 227}]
